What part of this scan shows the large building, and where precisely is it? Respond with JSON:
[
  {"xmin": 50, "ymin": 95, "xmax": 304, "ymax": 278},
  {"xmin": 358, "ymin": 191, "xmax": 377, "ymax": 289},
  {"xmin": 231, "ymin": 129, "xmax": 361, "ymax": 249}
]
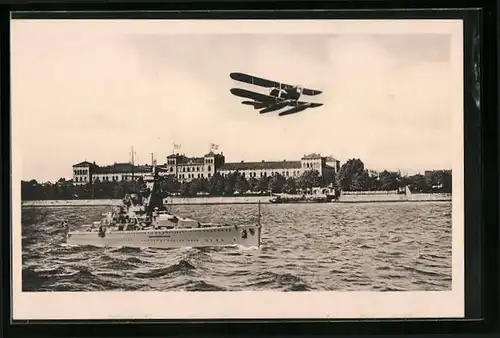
[
  {"xmin": 72, "ymin": 152, "xmax": 340, "ymax": 185},
  {"xmin": 72, "ymin": 161, "xmax": 153, "ymax": 185},
  {"xmin": 218, "ymin": 153, "xmax": 340, "ymax": 182}
]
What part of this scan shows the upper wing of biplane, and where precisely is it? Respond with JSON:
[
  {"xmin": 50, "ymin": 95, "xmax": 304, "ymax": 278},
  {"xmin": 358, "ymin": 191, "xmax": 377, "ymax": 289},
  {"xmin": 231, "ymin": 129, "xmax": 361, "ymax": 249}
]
[
  {"xmin": 230, "ymin": 72, "xmax": 322, "ymax": 96},
  {"xmin": 299, "ymin": 88, "xmax": 322, "ymax": 96},
  {"xmin": 230, "ymin": 72, "xmax": 284, "ymax": 89},
  {"xmin": 230, "ymin": 88, "xmax": 278, "ymax": 103}
]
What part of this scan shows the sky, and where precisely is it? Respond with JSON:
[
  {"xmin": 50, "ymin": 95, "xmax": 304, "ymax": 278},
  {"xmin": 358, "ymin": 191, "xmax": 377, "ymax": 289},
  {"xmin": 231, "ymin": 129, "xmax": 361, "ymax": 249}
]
[{"xmin": 11, "ymin": 20, "xmax": 459, "ymax": 182}]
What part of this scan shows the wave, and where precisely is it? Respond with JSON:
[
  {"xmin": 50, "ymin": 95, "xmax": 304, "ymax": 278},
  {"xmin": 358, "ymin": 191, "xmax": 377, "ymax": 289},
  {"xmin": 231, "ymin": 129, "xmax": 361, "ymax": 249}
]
[{"xmin": 134, "ymin": 260, "xmax": 196, "ymax": 279}]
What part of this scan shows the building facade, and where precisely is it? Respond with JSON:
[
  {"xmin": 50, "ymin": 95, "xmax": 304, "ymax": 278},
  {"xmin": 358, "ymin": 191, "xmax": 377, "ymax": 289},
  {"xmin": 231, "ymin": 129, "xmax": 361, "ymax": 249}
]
[
  {"xmin": 72, "ymin": 161, "xmax": 153, "ymax": 185},
  {"xmin": 217, "ymin": 153, "xmax": 340, "ymax": 183},
  {"xmin": 72, "ymin": 152, "xmax": 340, "ymax": 185}
]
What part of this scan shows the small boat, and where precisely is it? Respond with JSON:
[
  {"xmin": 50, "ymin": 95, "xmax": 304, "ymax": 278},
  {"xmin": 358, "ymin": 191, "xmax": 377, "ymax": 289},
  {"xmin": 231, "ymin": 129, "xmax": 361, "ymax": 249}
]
[
  {"xmin": 64, "ymin": 164, "xmax": 262, "ymax": 249},
  {"xmin": 269, "ymin": 193, "xmax": 331, "ymax": 204}
]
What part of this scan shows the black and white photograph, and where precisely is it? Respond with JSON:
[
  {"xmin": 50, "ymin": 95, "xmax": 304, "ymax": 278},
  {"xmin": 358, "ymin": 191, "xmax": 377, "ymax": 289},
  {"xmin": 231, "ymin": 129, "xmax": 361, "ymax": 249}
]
[{"xmin": 11, "ymin": 18, "xmax": 464, "ymax": 320}]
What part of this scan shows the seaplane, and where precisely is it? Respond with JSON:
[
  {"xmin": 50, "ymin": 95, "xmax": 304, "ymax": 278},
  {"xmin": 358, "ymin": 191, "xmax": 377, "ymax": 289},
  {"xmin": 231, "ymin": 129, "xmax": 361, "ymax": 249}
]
[{"xmin": 229, "ymin": 72, "xmax": 323, "ymax": 116}]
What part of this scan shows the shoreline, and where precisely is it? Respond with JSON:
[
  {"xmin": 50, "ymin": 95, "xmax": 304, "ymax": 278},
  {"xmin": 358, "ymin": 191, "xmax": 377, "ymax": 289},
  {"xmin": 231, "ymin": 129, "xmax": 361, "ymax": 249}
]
[{"xmin": 21, "ymin": 193, "xmax": 452, "ymax": 207}]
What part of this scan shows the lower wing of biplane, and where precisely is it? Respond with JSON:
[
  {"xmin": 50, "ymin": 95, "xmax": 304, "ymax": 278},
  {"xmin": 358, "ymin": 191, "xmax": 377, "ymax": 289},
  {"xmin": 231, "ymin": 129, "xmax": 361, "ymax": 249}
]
[{"xmin": 230, "ymin": 88, "xmax": 278, "ymax": 104}]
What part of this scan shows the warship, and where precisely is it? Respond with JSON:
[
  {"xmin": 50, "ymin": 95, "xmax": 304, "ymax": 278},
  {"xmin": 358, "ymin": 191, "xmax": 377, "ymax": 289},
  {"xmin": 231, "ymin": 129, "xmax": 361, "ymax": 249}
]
[{"xmin": 64, "ymin": 164, "xmax": 262, "ymax": 249}]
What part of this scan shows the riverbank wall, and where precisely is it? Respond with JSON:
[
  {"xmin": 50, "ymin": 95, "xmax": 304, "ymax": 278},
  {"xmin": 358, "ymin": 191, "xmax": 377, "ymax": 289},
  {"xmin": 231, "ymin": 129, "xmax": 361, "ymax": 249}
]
[{"xmin": 21, "ymin": 192, "xmax": 452, "ymax": 207}]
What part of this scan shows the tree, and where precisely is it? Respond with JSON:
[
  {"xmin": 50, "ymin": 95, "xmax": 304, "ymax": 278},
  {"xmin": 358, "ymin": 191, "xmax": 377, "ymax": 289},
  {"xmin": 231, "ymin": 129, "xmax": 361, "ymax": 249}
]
[
  {"xmin": 234, "ymin": 174, "xmax": 250, "ymax": 193},
  {"xmin": 159, "ymin": 176, "xmax": 181, "ymax": 194},
  {"xmin": 247, "ymin": 177, "xmax": 259, "ymax": 192},
  {"xmin": 336, "ymin": 158, "xmax": 366, "ymax": 191},
  {"xmin": 350, "ymin": 170, "xmax": 370, "ymax": 191},
  {"xmin": 199, "ymin": 178, "xmax": 210, "ymax": 193},
  {"xmin": 378, "ymin": 171, "xmax": 401, "ymax": 191},
  {"xmin": 268, "ymin": 173, "xmax": 286, "ymax": 193},
  {"xmin": 256, "ymin": 176, "xmax": 270, "ymax": 193},
  {"xmin": 408, "ymin": 174, "xmax": 428, "ymax": 192},
  {"xmin": 188, "ymin": 179, "xmax": 202, "ymax": 196},
  {"xmin": 424, "ymin": 170, "xmax": 452, "ymax": 193},
  {"xmin": 180, "ymin": 181, "xmax": 191, "ymax": 196},
  {"xmin": 297, "ymin": 170, "xmax": 322, "ymax": 191},
  {"xmin": 283, "ymin": 177, "xmax": 297, "ymax": 194},
  {"xmin": 441, "ymin": 171, "xmax": 452, "ymax": 193},
  {"xmin": 208, "ymin": 173, "xmax": 225, "ymax": 196},
  {"xmin": 21, "ymin": 180, "xmax": 42, "ymax": 200}
]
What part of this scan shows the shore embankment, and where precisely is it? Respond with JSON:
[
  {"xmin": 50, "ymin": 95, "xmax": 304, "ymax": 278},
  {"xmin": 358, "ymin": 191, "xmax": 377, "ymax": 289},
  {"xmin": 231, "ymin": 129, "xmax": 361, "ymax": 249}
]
[{"xmin": 21, "ymin": 192, "xmax": 452, "ymax": 207}]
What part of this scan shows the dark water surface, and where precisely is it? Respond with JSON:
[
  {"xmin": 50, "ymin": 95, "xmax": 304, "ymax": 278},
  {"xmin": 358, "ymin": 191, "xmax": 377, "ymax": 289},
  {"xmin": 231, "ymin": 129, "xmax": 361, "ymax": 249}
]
[{"xmin": 22, "ymin": 202, "xmax": 452, "ymax": 292}]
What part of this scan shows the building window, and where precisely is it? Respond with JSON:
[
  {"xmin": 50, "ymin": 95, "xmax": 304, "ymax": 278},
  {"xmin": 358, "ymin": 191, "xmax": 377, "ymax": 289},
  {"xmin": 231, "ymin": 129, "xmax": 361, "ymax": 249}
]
[
  {"xmin": 208, "ymin": 166, "xmax": 211, "ymax": 171},
  {"xmin": 208, "ymin": 173, "xmax": 211, "ymax": 178}
]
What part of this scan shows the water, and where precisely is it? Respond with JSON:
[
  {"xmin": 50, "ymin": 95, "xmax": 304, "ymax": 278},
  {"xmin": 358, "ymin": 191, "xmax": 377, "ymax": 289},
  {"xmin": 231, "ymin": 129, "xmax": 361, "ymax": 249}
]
[{"xmin": 21, "ymin": 202, "xmax": 452, "ymax": 292}]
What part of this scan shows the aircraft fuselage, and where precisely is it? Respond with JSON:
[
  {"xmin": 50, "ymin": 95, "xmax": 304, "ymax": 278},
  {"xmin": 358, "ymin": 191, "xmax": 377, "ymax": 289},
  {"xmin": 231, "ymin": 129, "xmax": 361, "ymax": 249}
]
[{"xmin": 269, "ymin": 87, "xmax": 302, "ymax": 101}]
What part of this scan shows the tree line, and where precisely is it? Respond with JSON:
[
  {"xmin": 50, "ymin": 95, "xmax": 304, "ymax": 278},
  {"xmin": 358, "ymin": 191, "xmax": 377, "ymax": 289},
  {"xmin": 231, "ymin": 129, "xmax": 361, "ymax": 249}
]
[{"xmin": 21, "ymin": 158, "xmax": 452, "ymax": 200}]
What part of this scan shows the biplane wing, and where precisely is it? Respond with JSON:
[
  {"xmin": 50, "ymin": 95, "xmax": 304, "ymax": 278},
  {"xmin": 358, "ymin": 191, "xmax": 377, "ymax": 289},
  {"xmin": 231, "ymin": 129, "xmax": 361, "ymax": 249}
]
[
  {"xmin": 277, "ymin": 102, "xmax": 323, "ymax": 116},
  {"xmin": 297, "ymin": 101, "xmax": 323, "ymax": 108},
  {"xmin": 230, "ymin": 72, "xmax": 322, "ymax": 96},
  {"xmin": 300, "ymin": 88, "xmax": 322, "ymax": 96},
  {"xmin": 230, "ymin": 72, "xmax": 286, "ymax": 89},
  {"xmin": 241, "ymin": 100, "xmax": 269, "ymax": 109},
  {"xmin": 230, "ymin": 88, "xmax": 279, "ymax": 103}
]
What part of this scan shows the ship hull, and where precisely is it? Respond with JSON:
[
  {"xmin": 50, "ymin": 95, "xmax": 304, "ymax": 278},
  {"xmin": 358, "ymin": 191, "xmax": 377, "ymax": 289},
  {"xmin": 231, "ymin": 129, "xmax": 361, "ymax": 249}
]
[{"xmin": 66, "ymin": 224, "xmax": 261, "ymax": 249}]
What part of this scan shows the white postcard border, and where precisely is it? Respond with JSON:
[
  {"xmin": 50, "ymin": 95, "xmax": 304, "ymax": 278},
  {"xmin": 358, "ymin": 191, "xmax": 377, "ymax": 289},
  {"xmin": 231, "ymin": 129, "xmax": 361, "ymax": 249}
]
[{"xmin": 11, "ymin": 18, "xmax": 464, "ymax": 320}]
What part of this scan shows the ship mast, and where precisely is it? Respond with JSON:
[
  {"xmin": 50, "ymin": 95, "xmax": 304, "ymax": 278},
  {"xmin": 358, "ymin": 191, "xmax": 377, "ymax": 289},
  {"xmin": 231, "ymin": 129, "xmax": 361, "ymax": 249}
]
[
  {"xmin": 130, "ymin": 146, "xmax": 136, "ymax": 181},
  {"xmin": 258, "ymin": 200, "xmax": 261, "ymax": 226}
]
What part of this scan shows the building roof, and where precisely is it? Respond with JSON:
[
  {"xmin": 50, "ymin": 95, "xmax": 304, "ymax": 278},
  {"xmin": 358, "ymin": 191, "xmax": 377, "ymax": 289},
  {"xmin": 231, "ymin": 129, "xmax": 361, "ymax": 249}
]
[
  {"xmin": 325, "ymin": 156, "xmax": 339, "ymax": 162},
  {"xmin": 72, "ymin": 161, "xmax": 97, "ymax": 167},
  {"xmin": 166, "ymin": 154, "xmax": 206, "ymax": 165},
  {"xmin": 220, "ymin": 160, "xmax": 301, "ymax": 171},
  {"xmin": 204, "ymin": 151, "xmax": 224, "ymax": 157},
  {"xmin": 167, "ymin": 151, "xmax": 225, "ymax": 160},
  {"xmin": 301, "ymin": 153, "xmax": 322, "ymax": 159},
  {"xmin": 178, "ymin": 157, "xmax": 205, "ymax": 165},
  {"xmin": 94, "ymin": 163, "xmax": 152, "ymax": 174}
]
